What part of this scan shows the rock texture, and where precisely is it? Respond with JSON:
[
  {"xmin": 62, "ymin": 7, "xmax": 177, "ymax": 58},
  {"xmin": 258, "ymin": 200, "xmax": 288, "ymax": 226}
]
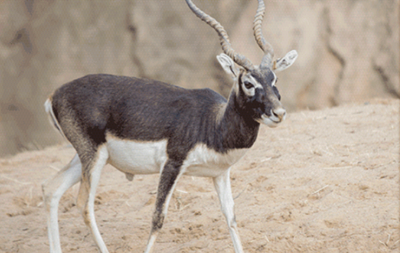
[
  {"xmin": 231, "ymin": 0, "xmax": 399, "ymax": 110},
  {"xmin": 0, "ymin": 0, "xmax": 398, "ymax": 157}
]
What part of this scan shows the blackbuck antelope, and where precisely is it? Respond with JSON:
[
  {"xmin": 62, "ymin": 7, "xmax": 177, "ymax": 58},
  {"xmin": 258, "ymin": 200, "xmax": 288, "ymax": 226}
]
[{"xmin": 42, "ymin": 0, "xmax": 298, "ymax": 252}]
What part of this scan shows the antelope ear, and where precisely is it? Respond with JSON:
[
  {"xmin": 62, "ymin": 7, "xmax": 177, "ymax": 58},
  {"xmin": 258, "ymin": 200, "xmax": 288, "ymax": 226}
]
[
  {"xmin": 273, "ymin": 50, "xmax": 298, "ymax": 72},
  {"xmin": 217, "ymin": 53, "xmax": 240, "ymax": 78}
]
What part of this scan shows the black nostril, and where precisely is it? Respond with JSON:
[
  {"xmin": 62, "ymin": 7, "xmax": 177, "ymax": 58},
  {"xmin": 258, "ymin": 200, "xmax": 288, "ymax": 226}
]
[{"xmin": 272, "ymin": 108, "xmax": 286, "ymax": 120}]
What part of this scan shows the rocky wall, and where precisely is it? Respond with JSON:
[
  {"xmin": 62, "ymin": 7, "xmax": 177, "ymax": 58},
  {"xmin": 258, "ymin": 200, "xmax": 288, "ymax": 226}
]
[{"xmin": 0, "ymin": 0, "xmax": 398, "ymax": 156}]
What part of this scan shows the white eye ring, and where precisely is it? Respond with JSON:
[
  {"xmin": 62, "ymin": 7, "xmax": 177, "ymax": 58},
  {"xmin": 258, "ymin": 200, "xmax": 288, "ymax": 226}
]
[
  {"xmin": 243, "ymin": 81, "xmax": 253, "ymax": 89},
  {"xmin": 241, "ymin": 83, "xmax": 255, "ymax": 96}
]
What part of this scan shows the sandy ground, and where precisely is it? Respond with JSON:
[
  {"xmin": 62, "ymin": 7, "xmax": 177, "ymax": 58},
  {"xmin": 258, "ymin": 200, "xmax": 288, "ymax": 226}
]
[{"xmin": 0, "ymin": 99, "xmax": 398, "ymax": 253}]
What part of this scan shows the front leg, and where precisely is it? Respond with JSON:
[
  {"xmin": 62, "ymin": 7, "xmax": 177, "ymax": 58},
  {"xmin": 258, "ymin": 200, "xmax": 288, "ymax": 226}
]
[
  {"xmin": 144, "ymin": 159, "xmax": 184, "ymax": 253},
  {"xmin": 213, "ymin": 168, "xmax": 244, "ymax": 253}
]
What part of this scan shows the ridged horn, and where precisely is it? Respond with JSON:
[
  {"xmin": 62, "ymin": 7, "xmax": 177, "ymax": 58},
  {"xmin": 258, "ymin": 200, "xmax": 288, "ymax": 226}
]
[
  {"xmin": 253, "ymin": 0, "xmax": 274, "ymax": 67},
  {"xmin": 186, "ymin": 0, "xmax": 254, "ymax": 70}
]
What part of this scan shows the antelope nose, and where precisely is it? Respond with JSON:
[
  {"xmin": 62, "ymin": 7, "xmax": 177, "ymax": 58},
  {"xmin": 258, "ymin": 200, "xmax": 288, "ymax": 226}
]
[{"xmin": 272, "ymin": 108, "xmax": 286, "ymax": 121}]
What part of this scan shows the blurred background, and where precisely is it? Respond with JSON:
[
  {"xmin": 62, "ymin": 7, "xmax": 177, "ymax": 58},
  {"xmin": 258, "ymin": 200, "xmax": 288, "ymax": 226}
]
[{"xmin": 0, "ymin": 0, "xmax": 398, "ymax": 157}]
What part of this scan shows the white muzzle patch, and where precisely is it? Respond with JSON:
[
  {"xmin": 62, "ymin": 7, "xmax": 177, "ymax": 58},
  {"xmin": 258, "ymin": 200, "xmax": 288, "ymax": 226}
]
[{"xmin": 256, "ymin": 110, "xmax": 286, "ymax": 128}]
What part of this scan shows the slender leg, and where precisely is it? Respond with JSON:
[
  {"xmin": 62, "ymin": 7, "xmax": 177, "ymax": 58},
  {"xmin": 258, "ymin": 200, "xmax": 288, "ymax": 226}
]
[
  {"xmin": 144, "ymin": 159, "xmax": 184, "ymax": 253},
  {"xmin": 76, "ymin": 146, "xmax": 109, "ymax": 253},
  {"xmin": 213, "ymin": 168, "xmax": 244, "ymax": 253},
  {"xmin": 42, "ymin": 154, "xmax": 82, "ymax": 253}
]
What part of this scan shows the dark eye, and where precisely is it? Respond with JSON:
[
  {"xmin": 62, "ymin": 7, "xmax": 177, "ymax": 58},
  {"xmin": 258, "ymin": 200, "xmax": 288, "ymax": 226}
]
[{"xmin": 243, "ymin": 81, "xmax": 253, "ymax": 89}]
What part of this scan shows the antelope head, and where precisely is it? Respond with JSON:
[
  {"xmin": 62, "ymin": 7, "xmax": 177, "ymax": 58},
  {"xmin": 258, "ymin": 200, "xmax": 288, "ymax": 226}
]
[{"xmin": 186, "ymin": 0, "xmax": 298, "ymax": 128}]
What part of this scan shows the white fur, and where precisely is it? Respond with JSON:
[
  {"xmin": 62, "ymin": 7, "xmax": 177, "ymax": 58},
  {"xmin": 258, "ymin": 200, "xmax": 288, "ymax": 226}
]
[
  {"xmin": 144, "ymin": 234, "xmax": 158, "ymax": 253},
  {"xmin": 256, "ymin": 108, "xmax": 286, "ymax": 128},
  {"xmin": 216, "ymin": 53, "xmax": 239, "ymax": 78},
  {"xmin": 43, "ymin": 154, "xmax": 82, "ymax": 253},
  {"xmin": 184, "ymin": 144, "xmax": 248, "ymax": 177},
  {"xmin": 106, "ymin": 134, "xmax": 247, "ymax": 178},
  {"xmin": 271, "ymin": 72, "xmax": 277, "ymax": 86},
  {"xmin": 246, "ymin": 75, "xmax": 263, "ymax": 89},
  {"xmin": 86, "ymin": 146, "xmax": 109, "ymax": 253},
  {"xmin": 241, "ymin": 75, "xmax": 263, "ymax": 97},
  {"xmin": 274, "ymin": 50, "xmax": 298, "ymax": 72},
  {"xmin": 214, "ymin": 169, "xmax": 243, "ymax": 252},
  {"xmin": 106, "ymin": 134, "xmax": 168, "ymax": 175},
  {"xmin": 242, "ymin": 86, "xmax": 255, "ymax": 97},
  {"xmin": 256, "ymin": 114, "xmax": 279, "ymax": 128},
  {"xmin": 257, "ymin": 115, "xmax": 278, "ymax": 128},
  {"xmin": 44, "ymin": 98, "xmax": 66, "ymax": 139}
]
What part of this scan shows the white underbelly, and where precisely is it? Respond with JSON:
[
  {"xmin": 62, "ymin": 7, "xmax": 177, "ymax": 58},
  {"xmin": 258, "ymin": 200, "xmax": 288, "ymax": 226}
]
[
  {"xmin": 105, "ymin": 135, "xmax": 248, "ymax": 178},
  {"xmin": 106, "ymin": 136, "xmax": 168, "ymax": 174}
]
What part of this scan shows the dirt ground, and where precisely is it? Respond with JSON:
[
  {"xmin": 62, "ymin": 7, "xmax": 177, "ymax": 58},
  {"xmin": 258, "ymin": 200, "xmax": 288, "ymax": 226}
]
[{"xmin": 0, "ymin": 99, "xmax": 398, "ymax": 253}]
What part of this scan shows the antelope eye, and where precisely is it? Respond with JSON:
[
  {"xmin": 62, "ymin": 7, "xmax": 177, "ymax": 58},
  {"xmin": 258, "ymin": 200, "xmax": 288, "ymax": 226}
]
[{"xmin": 243, "ymin": 81, "xmax": 253, "ymax": 89}]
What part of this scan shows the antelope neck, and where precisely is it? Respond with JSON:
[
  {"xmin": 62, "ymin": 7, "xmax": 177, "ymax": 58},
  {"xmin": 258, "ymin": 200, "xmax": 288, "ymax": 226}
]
[{"xmin": 215, "ymin": 90, "xmax": 260, "ymax": 152}]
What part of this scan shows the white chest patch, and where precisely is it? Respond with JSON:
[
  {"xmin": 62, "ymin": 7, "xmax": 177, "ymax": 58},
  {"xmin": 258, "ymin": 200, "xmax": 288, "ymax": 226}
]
[{"xmin": 183, "ymin": 144, "xmax": 248, "ymax": 177}]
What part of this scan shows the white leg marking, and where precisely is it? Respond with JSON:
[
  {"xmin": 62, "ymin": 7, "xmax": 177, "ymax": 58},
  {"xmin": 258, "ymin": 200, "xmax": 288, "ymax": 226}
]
[
  {"xmin": 85, "ymin": 146, "xmax": 109, "ymax": 253},
  {"xmin": 42, "ymin": 154, "xmax": 82, "ymax": 253},
  {"xmin": 162, "ymin": 167, "xmax": 186, "ymax": 217},
  {"xmin": 213, "ymin": 168, "xmax": 244, "ymax": 253},
  {"xmin": 143, "ymin": 233, "xmax": 158, "ymax": 253}
]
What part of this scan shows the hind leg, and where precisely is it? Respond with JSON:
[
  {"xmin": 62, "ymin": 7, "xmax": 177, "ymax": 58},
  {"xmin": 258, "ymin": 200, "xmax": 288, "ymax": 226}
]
[
  {"xmin": 76, "ymin": 145, "xmax": 109, "ymax": 253},
  {"xmin": 42, "ymin": 154, "xmax": 82, "ymax": 253}
]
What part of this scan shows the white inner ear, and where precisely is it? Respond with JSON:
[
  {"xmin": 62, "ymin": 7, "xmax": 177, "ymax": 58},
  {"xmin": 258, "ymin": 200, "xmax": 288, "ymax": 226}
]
[
  {"xmin": 216, "ymin": 53, "xmax": 239, "ymax": 78},
  {"xmin": 274, "ymin": 50, "xmax": 298, "ymax": 72}
]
